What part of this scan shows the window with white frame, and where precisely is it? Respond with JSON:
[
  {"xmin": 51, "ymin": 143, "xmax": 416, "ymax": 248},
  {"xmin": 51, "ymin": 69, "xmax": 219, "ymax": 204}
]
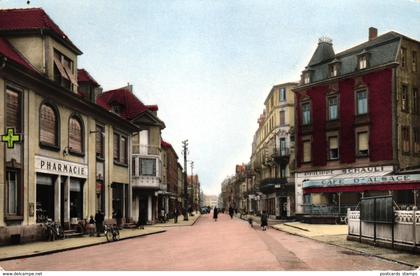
[
  {"xmin": 328, "ymin": 96, "xmax": 338, "ymax": 120},
  {"xmin": 302, "ymin": 102, "xmax": 311, "ymax": 125},
  {"xmin": 140, "ymin": 158, "xmax": 156, "ymax": 176},
  {"xmin": 279, "ymin": 88, "xmax": 286, "ymax": 101},
  {"xmin": 302, "ymin": 140, "xmax": 311, "ymax": 163},
  {"xmin": 356, "ymin": 90, "xmax": 368, "ymax": 115},
  {"xmin": 328, "ymin": 136, "xmax": 339, "ymax": 160},
  {"xmin": 358, "ymin": 55, "xmax": 367, "ymax": 69},
  {"xmin": 357, "ymin": 132, "xmax": 369, "ymax": 156}
]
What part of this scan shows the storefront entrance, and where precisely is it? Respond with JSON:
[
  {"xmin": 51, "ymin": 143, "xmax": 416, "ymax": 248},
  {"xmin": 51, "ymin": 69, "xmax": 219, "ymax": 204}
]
[
  {"xmin": 36, "ymin": 174, "xmax": 55, "ymax": 222},
  {"xmin": 138, "ymin": 196, "xmax": 148, "ymax": 225},
  {"xmin": 70, "ymin": 179, "xmax": 83, "ymax": 220}
]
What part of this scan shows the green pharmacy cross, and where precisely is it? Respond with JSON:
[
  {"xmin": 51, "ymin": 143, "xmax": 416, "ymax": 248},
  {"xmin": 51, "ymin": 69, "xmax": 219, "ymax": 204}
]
[{"xmin": 1, "ymin": 128, "xmax": 22, "ymax": 149}]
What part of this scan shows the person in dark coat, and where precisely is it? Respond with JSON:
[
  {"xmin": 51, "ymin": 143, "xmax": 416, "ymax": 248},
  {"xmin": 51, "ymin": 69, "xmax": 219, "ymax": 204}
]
[
  {"xmin": 174, "ymin": 207, "xmax": 179, "ymax": 223},
  {"xmin": 95, "ymin": 210, "xmax": 104, "ymax": 237},
  {"xmin": 261, "ymin": 210, "xmax": 268, "ymax": 231},
  {"xmin": 213, "ymin": 207, "xmax": 219, "ymax": 221},
  {"xmin": 229, "ymin": 206, "xmax": 234, "ymax": 219}
]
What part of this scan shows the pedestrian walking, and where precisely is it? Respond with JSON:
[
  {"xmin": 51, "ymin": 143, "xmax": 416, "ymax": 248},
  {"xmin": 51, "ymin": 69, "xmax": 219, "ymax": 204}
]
[
  {"xmin": 115, "ymin": 209, "xmax": 122, "ymax": 229},
  {"xmin": 261, "ymin": 210, "xmax": 268, "ymax": 231},
  {"xmin": 213, "ymin": 206, "xmax": 219, "ymax": 221},
  {"xmin": 229, "ymin": 206, "xmax": 234, "ymax": 219},
  {"xmin": 174, "ymin": 207, "xmax": 179, "ymax": 223},
  {"xmin": 95, "ymin": 210, "xmax": 104, "ymax": 237}
]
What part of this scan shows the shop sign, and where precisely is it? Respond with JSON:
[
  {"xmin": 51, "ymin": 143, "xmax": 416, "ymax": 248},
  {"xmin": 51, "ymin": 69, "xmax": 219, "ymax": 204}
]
[
  {"xmin": 35, "ymin": 155, "xmax": 88, "ymax": 178},
  {"xmin": 303, "ymin": 174, "xmax": 420, "ymax": 188},
  {"xmin": 297, "ymin": 165, "xmax": 393, "ymax": 178}
]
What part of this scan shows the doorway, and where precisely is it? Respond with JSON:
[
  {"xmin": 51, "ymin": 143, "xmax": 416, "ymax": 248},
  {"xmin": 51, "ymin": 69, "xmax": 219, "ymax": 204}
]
[
  {"xmin": 70, "ymin": 178, "xmax": 83, "ymax": 220},
  {"xmin": 279, "ymin": 196, "xmax": 288, "ymax": 218},
  {"xmin": 36, "ymin": 174, "xmax": 55, "ymax": 222},
  {"xmin": 138, "ymin": 196, "xmax": 148, "ymax": 225}
]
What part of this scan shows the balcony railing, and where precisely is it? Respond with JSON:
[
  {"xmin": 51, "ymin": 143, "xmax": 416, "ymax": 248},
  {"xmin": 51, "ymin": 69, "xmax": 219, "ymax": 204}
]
[
  {"xmin": 132, "ymin": 144, "xmax": 160, "ymax": 156},
  {"xmin": 272, "ymin": 147, "xmax": 290, "ymax": 158},
  {"xmin": 132, "ymin": 175, "xmax": 160, "ymax": 189}
]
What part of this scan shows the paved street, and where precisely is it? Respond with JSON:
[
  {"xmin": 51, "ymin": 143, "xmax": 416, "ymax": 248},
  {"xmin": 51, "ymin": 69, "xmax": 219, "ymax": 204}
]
[{"xmin": 0, "ymin": 213, "xmax": 413, "ymax": 271}]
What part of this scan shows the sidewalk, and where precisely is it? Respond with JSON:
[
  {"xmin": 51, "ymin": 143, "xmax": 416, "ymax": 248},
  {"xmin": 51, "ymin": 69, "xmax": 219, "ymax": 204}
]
[
  {"xmin": 152, "ymin": 212, "xmax": 201, "ymax": 227},
  {"xmin": 0, "ymin": 226, "xmax": 165, "ymax": 261},
  {"xmin": 272, "ymin": 222, "xmax": 420, "ymax": 268},
  {"xmin": 236, "ymin": 213, "xmax": 289, "ymax": 225}
]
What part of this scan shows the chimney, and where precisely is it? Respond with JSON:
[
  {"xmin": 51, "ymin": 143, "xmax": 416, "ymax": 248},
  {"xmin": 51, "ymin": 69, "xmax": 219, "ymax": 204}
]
[{"xmin": 369, "ymin": 27, "xmax": 378, "ymax": 41}]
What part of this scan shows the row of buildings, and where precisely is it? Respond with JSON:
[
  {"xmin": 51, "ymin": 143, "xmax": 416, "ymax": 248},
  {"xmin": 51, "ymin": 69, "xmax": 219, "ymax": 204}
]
[
  {"xmin": 221, "ymin": 27, "xmax": 420, "ymax": 222},
  {"xmin": 0, "ymin": 8, "xmax": 201, "ymax": 245}
]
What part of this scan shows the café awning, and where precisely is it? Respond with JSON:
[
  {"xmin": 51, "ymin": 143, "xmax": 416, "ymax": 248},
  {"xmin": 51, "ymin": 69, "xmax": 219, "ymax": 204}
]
[{"xmin": 303, "ymin": 173, "xmax": 420, "ymax": 194}]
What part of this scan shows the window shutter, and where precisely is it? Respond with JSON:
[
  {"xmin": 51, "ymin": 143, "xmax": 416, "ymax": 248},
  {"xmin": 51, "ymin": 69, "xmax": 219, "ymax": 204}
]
[
  {"xmin": 53, "ymin": 56, "xmax": 69, "ymax": 80},
  {"xmin": 6, "ymin": 89, "xmax": 19, "ymax": 131},
  {"xmin": 69, "ymin": 117, "xmax": 82, "ymax": 152},
  {"xmin": 120, "ymin": 136, "xmax": 127, "ymax": 164},
  {"xmin": 329, "ymin": 137, "xmax": 338, "ymax": 149},
  {"xmin": 95, "ymin": 125, "xmax": 104, "ymax": 157},
  {"xmin": 40, "ymin": 105, "xmax": 57, "ymax": 145},
  {"xmin": 358, "ymin": 132, "xmax": 368, "ymax": 151},
  {"xmin": 113, "ymin": 133, "xmax": 119, "ymax": 161},
  {"xmin": 303, "ymin": 141, "xmax": 311, "ymax": 162}
]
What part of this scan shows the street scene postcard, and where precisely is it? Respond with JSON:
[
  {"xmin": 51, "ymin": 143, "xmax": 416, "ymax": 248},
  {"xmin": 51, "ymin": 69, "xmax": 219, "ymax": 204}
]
[{"xmin": 0, "ymin": 0, "xmax": 420, "ymax": 275}]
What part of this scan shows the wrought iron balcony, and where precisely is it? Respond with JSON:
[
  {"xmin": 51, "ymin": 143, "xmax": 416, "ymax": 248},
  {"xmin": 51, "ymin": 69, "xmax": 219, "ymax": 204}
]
[
  {"xmin": 132, "ymin": 144, "xmax": 161, "ymax": 156},
  {"xmin": 259, "ymin": 177, "xmax": 288, "ymax": 193}
]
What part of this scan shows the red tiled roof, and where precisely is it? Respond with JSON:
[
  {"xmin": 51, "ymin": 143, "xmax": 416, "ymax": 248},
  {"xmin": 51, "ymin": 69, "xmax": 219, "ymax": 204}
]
[
  {"xmin": 0, "ymin": 37, "xmax": 36, "ymax": 72},
  {"xmin": 96, "ymin": 87, "xmax": 149, "ymax": 120},
  {"xmin": 78, "ymin": 69, "xmax": 99, "ymax": 86},
  {"xmin": 161, "ymin": 140, "xmax": 172, "ymax": 149},
  {"xmin": 0, "ymin": 8, "xmax": 81, "ymax": 53},
  {"xmin": 146, "ymin": 105, "xmax": 159, "ymax": 112}
]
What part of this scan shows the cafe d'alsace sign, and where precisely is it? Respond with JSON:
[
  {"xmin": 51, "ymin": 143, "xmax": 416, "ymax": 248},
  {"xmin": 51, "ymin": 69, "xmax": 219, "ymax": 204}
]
[
  {"xmin": 303, "ymin": 174, "xmax": 420, "ymax": 189},
  {"xmin": 35, "ymin": 155, "xmax": 88, "ymax": 178}
]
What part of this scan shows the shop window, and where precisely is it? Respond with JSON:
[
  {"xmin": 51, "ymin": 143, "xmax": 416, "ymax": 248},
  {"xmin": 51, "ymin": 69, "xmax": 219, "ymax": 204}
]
[
  {"xmin": 39, "ymin": 103, "xmax": 59, "ymax": 148},
  {"xmin": 302, "ymin": 140, "xmax": 311, "ymax": 163},
  {"xmin": 413, "ymin": 51, "xmax": 418, "ymax": 73},
  {"xmin": 328, "ymin": 136, "xmax": 339, "ymax": 160},
  {"xmin": 140, "ymin": 158, "xmax": 156, "ymax": 176},
  {"xmin": 357, "ymin": 132, "xmax": 369, "ymax": 157},
  {"xmin": 95, "ymin": 125, "xmax": 104, "ymax": 159},
  {"xmin": 69, "ymin": 116, "xmax": 84, "ymax": 154},
  {"xmin": 328, "ymin": 96, "xmax": 339, "ymax": 120},
  {"xmin": 356, "ymin": 90, "xmax": 368, "ymax": 115},
  {"xmin": 402, "ymin": 85, "xmax": 409, "ymax": 112},
  {"xmin": 402, "ymin": 126, "xmax": 410, "ymax": 154},
  {"xmin": 302, "ymin": 102, "xmax": 311, "ymax": 125},
  {"xmin": 53, "ymin": 49, "xmax": 77, "ymax": 91},
  {"xmin": 6, "ymin": 170, "xmax": 21, "ymax": 216},
  {"xmin": 414, "ymin": 128, "xmax": 420, "ymax": 155},
  {"xmin": 401, "ymin": 47, "xmax": 407, "ymax": 68}
]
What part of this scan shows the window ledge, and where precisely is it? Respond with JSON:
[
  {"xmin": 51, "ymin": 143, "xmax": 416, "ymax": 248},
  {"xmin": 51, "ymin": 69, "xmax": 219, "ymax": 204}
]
[
  {"xmin": 69, "ymin": 150, "xmax": 85, "ymax": 157},
  {"xmin": 113, "ymin": 161, "xmax": 128, "ymax": 168},
  {"xmin": 5, "ymin": 215, "xmax": 23, "ymax": 221},
  {"xmin": 39, "ymin": 142, "xmax": 60, "ymax": 152}
]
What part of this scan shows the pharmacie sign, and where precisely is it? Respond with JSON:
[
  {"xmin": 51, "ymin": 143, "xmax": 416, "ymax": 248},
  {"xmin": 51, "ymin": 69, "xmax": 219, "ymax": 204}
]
[
  {"xmin": 303, "ymin": 174, "xmax": 420, "ymax": 188},
  {"xmin": 35, "ymin": 156, "xmax": 88, "ymax": 178}
]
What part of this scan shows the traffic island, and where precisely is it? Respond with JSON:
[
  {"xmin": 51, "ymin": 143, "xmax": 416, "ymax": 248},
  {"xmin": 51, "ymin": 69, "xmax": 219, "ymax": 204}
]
[{"xmin": 0, "ymin": 226, "xmax": 166, "ymax": 262}]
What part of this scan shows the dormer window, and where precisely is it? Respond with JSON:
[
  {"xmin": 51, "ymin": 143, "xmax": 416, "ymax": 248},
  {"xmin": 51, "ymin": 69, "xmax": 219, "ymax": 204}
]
[
  {"xmin": 358, "ymin": 52, "xmax": 368, "ymax": 70},
  {"xmin": 329, "ymin": 62, "xmax": 340, "ymax": 77},
  {"xmin": 54, "ymin": 50, "xmax": 77, "ymax": 91},
  {"xmin": 111, "ymin": 104, "xmax": 121, "ymax": 114},
  {"xmin": 303, "ymin": 72, "xmax": 311, "ymax": 84}
]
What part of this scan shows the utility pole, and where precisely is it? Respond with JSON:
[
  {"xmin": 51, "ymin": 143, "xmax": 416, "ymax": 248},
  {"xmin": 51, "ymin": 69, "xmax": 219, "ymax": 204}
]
[
  {"xmin": 182, "ymin": 140, "xmax": 189, "ymax": 221},
  {"xmin": 190, "ymin": 161, "xmax": 194, "ymax": 212}
]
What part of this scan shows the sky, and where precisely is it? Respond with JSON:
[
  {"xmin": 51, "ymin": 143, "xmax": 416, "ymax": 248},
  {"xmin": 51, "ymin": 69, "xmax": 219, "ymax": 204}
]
[{"xmin": 2, "ymin": 0, "xmax": 420, "ymax": 196}]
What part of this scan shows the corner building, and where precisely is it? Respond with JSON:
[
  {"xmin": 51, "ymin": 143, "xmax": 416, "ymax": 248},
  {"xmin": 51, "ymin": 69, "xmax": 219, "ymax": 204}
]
[
  {"xmin": 294, "ymin": 28, "xmax": 420, "ymax": 222},
  {"xmin": 0, "ymin": 8, "xmax": 137, "ymax": 244}
]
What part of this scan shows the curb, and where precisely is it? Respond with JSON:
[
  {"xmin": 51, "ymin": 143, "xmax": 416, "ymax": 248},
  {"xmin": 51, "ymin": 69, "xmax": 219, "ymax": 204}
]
[
  {"xmin": 270, "ymin": 226, "xmax": 418, "ymax": 269},
  {"xmin": 152, "ymin": 214, "xmax": 201, "ymax": 227},
  {"xmin": 0, "ymin": 229, "xmax": 166, "ymax": 262},
  {"xmin": 282, "ymin": 223, "xmax": 310, "ymax": 232}
]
